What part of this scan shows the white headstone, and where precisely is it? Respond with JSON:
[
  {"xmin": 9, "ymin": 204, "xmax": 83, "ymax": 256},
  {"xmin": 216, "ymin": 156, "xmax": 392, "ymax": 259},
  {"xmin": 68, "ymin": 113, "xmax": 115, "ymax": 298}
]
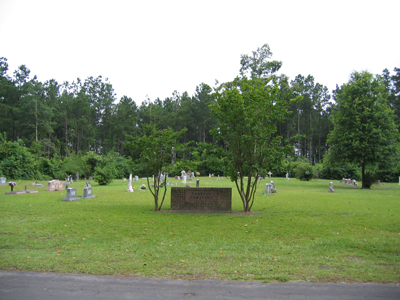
[
  {"xmin": 135, "ymin": 176, "xmax": 139, "ymax": 181},
  {"xmin": 0, "ymin": 177, "xmax": 7, "ymax": 185},
  {"xmin": 182, "ymin": 175, "xmax": 187, "ymax": 184},
  {"xmin": 286, "ymin": 173, "xmax": 289, "ymax": 180},
  {"xmin": 265, "ymin": 183, "xmax": 271, "ymax": 193},
  {"xmin": 328, "ymin": 182, "xmax": 335, "ymax": 192},
  {"xmin": 127, "ymin": 174, "xmax": 134, "ymax": 192},
  {"xmin": 271, "ymin": 181, "xmax": 277, "ymax": 193}
]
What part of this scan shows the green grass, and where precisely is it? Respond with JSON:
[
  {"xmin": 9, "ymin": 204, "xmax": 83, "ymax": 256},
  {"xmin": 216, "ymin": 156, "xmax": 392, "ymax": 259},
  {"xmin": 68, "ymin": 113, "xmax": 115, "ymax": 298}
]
[{"xmin": 0, "ymin": 177, "xmax": 399, "ymax": 283}]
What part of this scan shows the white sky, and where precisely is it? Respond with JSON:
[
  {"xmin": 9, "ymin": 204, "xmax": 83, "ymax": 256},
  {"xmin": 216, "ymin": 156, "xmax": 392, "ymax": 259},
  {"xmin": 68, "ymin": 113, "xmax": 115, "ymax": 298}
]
[{"xmin": 1, "ymin": 0, "xmax": 399, "ymax": 104}]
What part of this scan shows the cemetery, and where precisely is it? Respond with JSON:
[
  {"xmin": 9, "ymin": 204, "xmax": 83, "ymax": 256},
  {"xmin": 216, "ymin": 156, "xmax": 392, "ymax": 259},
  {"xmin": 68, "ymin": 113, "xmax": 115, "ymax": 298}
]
[{"xmin": 0, "ymin": 176, "xmax": 399, "ymax": 284}]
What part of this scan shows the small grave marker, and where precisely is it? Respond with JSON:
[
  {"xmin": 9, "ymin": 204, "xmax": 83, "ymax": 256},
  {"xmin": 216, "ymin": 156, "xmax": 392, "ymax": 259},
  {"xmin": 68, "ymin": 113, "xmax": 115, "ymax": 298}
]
[
  {"xmin": 82, "ymin": 186, "xmax": 96, "ymax": 198},
  {"xmin": 328, "ymin": 182, "xmax": 335, "ymax": 193},
  {"xmin": 0, "ymin": 177, "xmax": 6, "ymax": 185},
  {"xmin": 62, "ymin": 188, "xmax": 80, "ymax": 201}
]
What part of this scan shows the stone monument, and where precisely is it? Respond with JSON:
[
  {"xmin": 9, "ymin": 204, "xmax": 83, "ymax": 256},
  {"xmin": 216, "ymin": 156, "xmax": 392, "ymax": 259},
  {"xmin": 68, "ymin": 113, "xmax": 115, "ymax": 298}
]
[
  {"xmin": 62, "ymin": 188, "xmax": 80, "ymax": 201},
  {"xmin": 127, "ymin": 174, "xmax": 134, "ymax": 192},
  {"xmin": 46, "ymin": 180, "xmax": 64, "ymax": 191},
  {"xmin": 83, "ymin": 186, "xmax": 96, "ymax": 198},
  {"xmin": 328, "ymin": 182, "xmax": 335, "ymax": 192},
  {"xmin": 0, "ymin": 177, "xmax": 6, "ymax": 185},
  {"xmin": 171, "ymin": 187, "xmax": 231, "ymax": 212}
]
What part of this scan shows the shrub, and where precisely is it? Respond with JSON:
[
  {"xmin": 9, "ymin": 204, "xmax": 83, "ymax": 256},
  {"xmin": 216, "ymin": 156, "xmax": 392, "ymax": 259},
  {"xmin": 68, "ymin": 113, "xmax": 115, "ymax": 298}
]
[
  {"xmin": 94, "ymin": 165, "xmax": 115, "ymax": 185},
  {"xmin": 294, "ymin": 162, "xmax": 314, "ymax": 181}
]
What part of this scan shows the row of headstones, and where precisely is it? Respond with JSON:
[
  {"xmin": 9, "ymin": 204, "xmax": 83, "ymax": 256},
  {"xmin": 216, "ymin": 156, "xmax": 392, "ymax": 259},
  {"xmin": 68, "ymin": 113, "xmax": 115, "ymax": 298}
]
[
  {"xmin": 340, "ymin": 178, "xmax": 358, "ymax": 186},
  {"xmin": 62, "ymin": 187, "xmax": 95, "ymax": 201}
]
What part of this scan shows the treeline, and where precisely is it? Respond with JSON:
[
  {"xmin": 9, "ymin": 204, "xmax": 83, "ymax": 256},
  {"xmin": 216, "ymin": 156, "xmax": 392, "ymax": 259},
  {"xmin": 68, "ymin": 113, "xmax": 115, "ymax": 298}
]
[{"xmin": 1, "ymin": 54, "xmax": 399, "ymax": 181}]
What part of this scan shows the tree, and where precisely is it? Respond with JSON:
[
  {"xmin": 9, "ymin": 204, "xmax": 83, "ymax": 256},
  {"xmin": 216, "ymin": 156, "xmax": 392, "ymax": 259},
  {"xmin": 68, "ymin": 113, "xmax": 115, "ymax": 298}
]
[
  {"xmin": 327, "ymin": 71, "xmax": 400, "ymax": 188},
  {"xmin": 124, "ymin": 125, "xmax": 188, "ymax": 211},
  {"xmin": 211, "ymin": 75, "xmax": 289, "ymax": 212}
]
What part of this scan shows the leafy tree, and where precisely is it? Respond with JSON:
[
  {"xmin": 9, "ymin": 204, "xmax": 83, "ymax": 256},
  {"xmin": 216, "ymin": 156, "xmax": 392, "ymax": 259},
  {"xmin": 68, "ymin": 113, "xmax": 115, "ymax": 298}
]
[
  {"xmin": 327, "ymin": 71, "xmax": 400, "ymax": 188},
  {"xmin": 211, "ymin": 75, "xmax": 289, "ymax": 212},
  {"xmin": 124, "ymin": 125, "xmax": 188, "ymax": 211}
]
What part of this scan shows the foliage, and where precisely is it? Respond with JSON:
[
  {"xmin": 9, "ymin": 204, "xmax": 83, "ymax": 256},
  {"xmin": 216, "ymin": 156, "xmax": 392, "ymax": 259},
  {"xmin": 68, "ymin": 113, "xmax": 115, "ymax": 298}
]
[
  {"xmin": 94, "ymin": 165, "xmax": 115, "ymax": 185},
  {"xmin": 211, "ymin": 74, "xmax": 290, "ymax": 212},
  {"xmin": 294, "ymin": 162, "xmax": 314, "ymax": 181},
  {"xmin": 124, "ymin": 125, "xmax": 188, "ymax": 211},
  {"xmin": 0, "ymin": 136, "xmax": 37, "ymax": 179},
  {"xmin": 92, "ymin": 152, "xmax": 117, "ymax": 185},
  {"xmin": 328, "ymin": 71, "xmax": 400, "ymax": 188}
]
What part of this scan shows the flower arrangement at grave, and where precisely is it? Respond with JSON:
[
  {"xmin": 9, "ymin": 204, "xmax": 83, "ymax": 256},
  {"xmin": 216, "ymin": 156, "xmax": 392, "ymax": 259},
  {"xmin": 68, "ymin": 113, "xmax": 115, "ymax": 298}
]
[
  {"xmin": 8, "ymin": 181, "xmax": 16, "ymax": 192},
  {"xmin": 140, "ymin": 184, "xmax": 146, "ymax": 190}
]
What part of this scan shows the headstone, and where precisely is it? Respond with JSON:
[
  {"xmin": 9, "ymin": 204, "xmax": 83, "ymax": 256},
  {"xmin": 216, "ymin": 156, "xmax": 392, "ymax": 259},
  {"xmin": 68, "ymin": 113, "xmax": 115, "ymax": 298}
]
[
  {"xmin": 88, "ymin": 176, "xmax": 93, "ymax": 180},
  {"xmin": 62, "ymin": 188, "xmax": 80, "ymax": 201},
  {"xmin": 171, "ymin": 187, "xmax": 232, "ymax": 212},
  {"xmin": 127, "ymin": 174, "xmax": 134, "ymax": 192},
  {"xmin": 182, "ymin": 175, "xmax": 187, "ymax": 184},
  {"xmin": 0, "ymin": 177, "xmax": 6, "ymax": 185},
  {"xmin": 122, "ymin": 178, "xmax": 126, "ymax": 181},
  {"xmin": 86, "ymin": 181, "xmax": 91, "ymax": 187},
  {"xmin": 270, "ymin": 181, "xmax": 277, "ymax": 193},
  {"xmin": 265, "ymin": 183, "xmax": 272, "ymax": 193},
  {"xmin": 196, "ymin": 179, "xmax": 199, "ymax": 188},
  {"xmin": 268, "ymin": 171, "xmax": 272, "ymax": 179},
  {"xmin": 286, "ymin": 173, "xmax": 289, "ymax": 180},
  {"xmin": 76, "ymin": 172, "xmax": 79, "ymax": 181},
  {"xmin": 83, "ymin": 186, "xmax": 96, "ymax": 198},
  {"xmin": 135, "ymin": 176, "xmax": 139, "ymax": 181},
  {"xmin": 46, "ymin": 180, "xmax": 64, "ymax": 191},
  {"xmin": 328, "ymin": 182, "xmax": 335, "ymax": 193},
  {"xmin": 160, "ymin": 173, "xmax": 164, "ymax": 183},
  {"xmin": 209, "ymin": 174, "xmax": 211, "ymax": 178}
]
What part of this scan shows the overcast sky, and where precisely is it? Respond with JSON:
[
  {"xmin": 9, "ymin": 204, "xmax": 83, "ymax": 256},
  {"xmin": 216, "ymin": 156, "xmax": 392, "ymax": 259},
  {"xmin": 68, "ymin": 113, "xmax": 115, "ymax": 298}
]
[{"xmin": 1, "ymin": 0, "xmax": 399, "ymax": 104}]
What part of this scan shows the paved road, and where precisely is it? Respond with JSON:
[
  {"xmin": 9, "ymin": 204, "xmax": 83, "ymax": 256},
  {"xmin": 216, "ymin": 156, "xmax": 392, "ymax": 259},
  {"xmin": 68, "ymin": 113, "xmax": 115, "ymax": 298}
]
[{"xmin": 0, "ymin": 271, "xmax": 399, "ymax": 300}]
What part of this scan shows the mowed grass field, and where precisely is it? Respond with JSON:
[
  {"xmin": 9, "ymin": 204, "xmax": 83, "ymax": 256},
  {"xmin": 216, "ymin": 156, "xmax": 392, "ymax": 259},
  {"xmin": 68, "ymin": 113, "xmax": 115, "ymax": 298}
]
[{"xmin": 0, "ymin": 177, "xmax": 399, "ymax": 283}]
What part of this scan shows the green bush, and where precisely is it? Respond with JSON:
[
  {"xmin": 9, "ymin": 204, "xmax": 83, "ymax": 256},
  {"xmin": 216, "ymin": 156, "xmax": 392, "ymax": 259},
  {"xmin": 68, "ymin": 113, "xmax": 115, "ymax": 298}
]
[
  {"xmin": 294, "ymin": 162, "xmax": 314, "ymax": 181},
  {"xmin": 94, "ymin": 165, "xmax": 115, "ymax": 185},
  {"xmin": 0, "ymin": 139, "xmax": 36, "ymax": 179}
]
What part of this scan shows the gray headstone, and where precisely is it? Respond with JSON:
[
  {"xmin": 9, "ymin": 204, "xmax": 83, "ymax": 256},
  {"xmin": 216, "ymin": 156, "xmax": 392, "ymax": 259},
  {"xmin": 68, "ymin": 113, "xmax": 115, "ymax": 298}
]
[
  {"xmin": 83, "ymin": 186, "xmax": 96, "ymax": 198},
  {"xmin": 196, "ymin": 179, "xmax": 199, "ymax": 188},
  {"xmin": 62, "ymin": 188, "xmax": 80, "ymax": 201},
  {"xmin": 265, "ymin": 183, "xmax": 272, "ymax": 194},
  {"xmin": 0, "ymin": 177, "xmax": 6, "ymax": 185}
]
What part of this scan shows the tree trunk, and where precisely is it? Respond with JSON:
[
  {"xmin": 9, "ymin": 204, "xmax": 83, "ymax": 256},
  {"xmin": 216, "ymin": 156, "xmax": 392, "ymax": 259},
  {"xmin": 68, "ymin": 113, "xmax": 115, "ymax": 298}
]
[{"xmin": 361, "ymin": 162, "xmax": 365, "ymax": 189}]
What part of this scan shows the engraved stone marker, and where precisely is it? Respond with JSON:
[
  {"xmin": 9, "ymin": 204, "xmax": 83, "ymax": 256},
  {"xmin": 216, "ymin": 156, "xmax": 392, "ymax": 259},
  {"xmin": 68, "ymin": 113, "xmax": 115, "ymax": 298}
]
[
  {"xmin": 0, "ymin": 177, "xmax": 6, "ymax": 185},
  {"xmin": 62, "ymin": 188, "xmax": 80, "ymax": 201},
  {"xmin": 46, "ymin": 180, "xmax": 64, "ymax": 191},
  {"xmin": 83, "ymin": 186, "xmax": 96, "ymax": 198},
  {"xmin": 171, "ymin": 187, "xmax": 231, "ymax": 212}
]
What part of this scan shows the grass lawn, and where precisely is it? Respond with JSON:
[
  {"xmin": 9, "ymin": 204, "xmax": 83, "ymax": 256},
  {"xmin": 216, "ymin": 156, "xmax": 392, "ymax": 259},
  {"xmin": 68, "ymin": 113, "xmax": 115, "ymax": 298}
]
[{"xmin": 0, "ymin": 177, "xmax": 399, "ymax": 283}]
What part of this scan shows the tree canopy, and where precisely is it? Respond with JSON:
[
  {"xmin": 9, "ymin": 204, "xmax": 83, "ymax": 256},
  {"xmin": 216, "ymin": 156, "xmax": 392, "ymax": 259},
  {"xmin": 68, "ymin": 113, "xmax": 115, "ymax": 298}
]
[{"xmin": 328, "ymin": 71, "xmax": 400, "ymax": 188}]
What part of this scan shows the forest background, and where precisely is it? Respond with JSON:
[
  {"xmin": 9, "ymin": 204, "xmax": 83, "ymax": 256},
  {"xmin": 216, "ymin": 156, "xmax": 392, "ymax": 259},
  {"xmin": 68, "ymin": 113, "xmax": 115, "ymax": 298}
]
[{"xmin": 0, "ymin": 54, "xmax": 399, "ymax": 185}]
